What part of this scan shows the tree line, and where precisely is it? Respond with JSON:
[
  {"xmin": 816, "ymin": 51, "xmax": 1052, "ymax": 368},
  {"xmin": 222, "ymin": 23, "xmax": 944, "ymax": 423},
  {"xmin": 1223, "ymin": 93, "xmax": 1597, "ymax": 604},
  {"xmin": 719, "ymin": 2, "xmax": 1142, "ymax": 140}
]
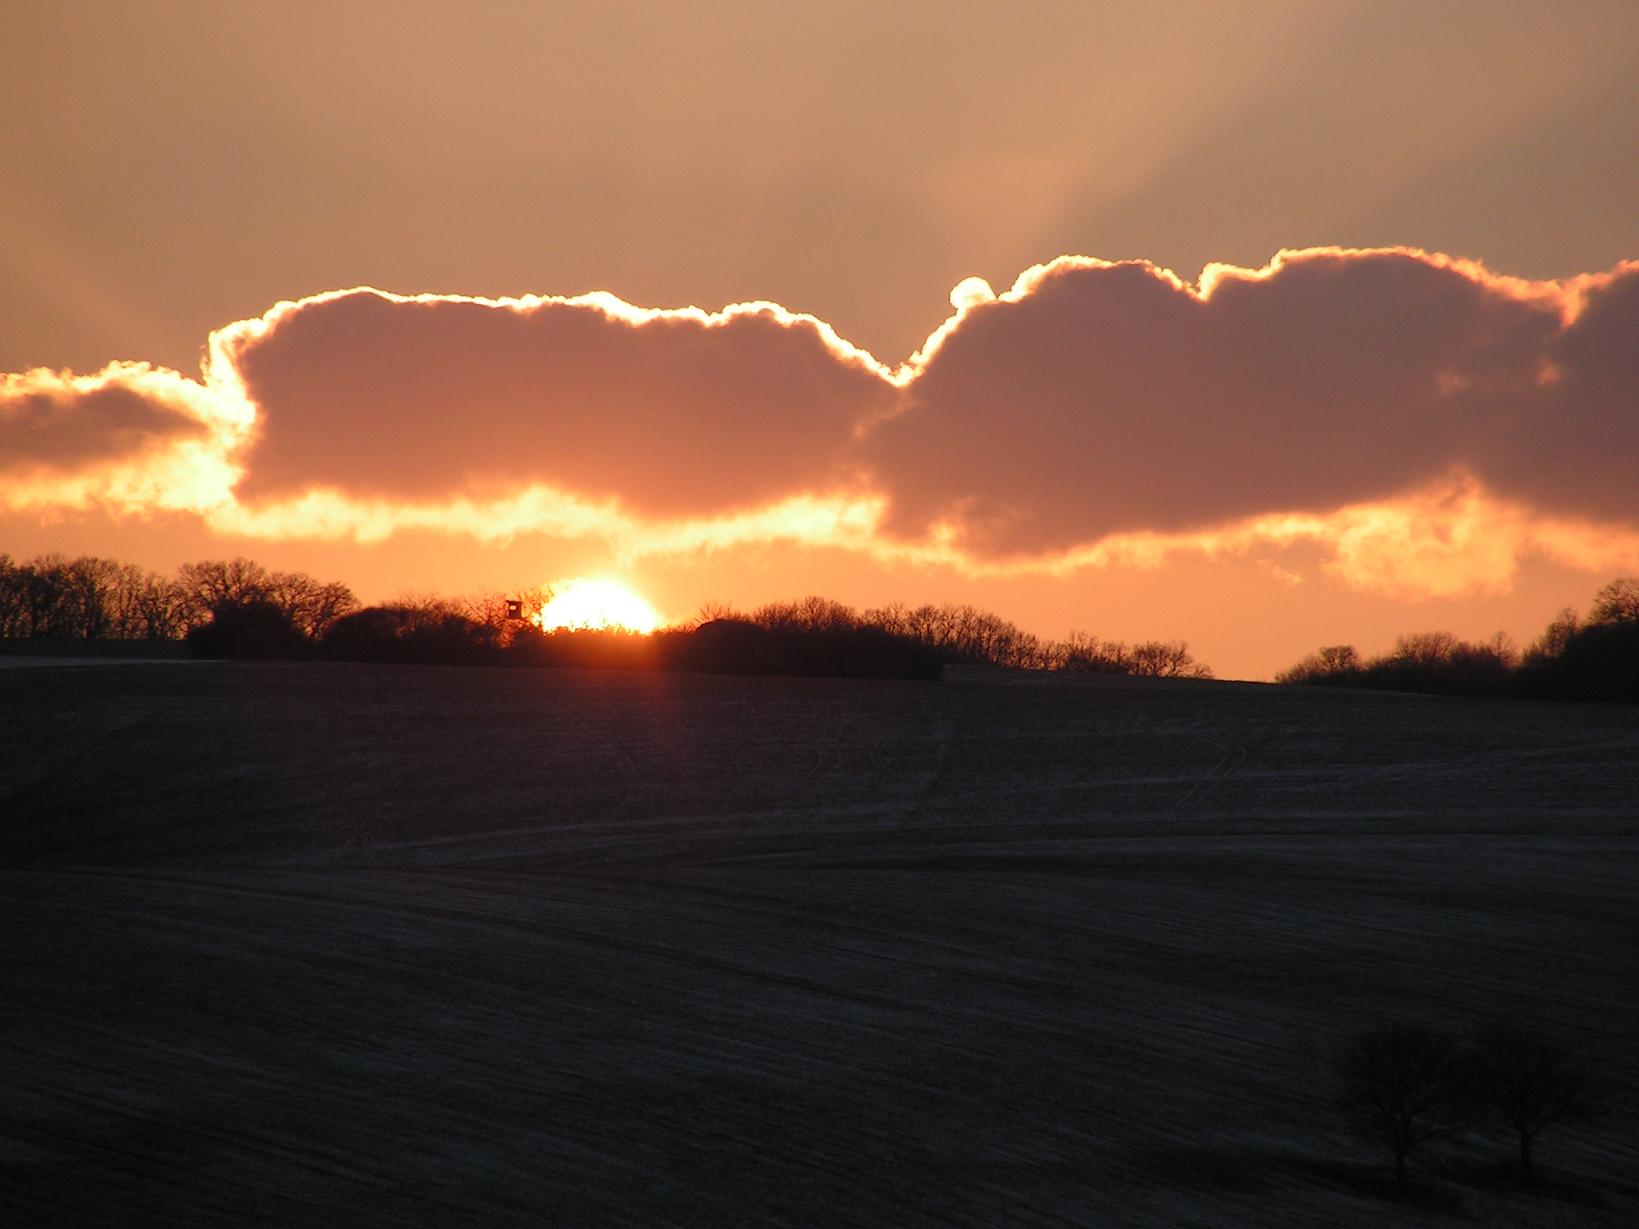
[
  {"xmin": 0, "ymin": 552, "xmax": 1217, "ymax": 681},
  {"xmin": 0, "ymin": 554, "xmax": 357, "ymax": 643},
  {"xmin": 1278, "ymin": 577, "xmax": 1639, "ymax": 703},
  {"xmin": 9, "ymin": 551, "xmax": 1637, "ymax": 698},
  {"xmin": 292, "ymin": 593, "xmax": 1216, "ymax": 681},
  {"xmin": 691, "ymin": 596, "xmax": 1213, "ymax": 679}
]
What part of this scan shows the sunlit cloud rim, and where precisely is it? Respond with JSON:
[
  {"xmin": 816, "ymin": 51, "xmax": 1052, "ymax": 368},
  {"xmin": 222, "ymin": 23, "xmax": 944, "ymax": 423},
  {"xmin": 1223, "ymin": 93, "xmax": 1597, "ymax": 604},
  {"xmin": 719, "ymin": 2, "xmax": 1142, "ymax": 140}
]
[
  {"xmin": 899, "ymin": 244, "xmax": 1629, "ymax": 378},
  {"xmin": 5, "ymin": 246, "xmax": 1637, "ymax": 600}
]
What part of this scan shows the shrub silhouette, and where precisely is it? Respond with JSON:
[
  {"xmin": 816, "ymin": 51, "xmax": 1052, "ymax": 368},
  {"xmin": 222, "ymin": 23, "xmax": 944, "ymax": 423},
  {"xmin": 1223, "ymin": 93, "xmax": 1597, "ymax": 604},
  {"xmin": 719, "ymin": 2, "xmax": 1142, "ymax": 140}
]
[
  {"xmin": 186, "ymin": 599, "xmax": 309, "ymax": 660},
  {"xmin": 661, "ymin": 615, "xmax": 942, "ymax": 679},
  {"xmin": 321, "ymin": 603, "xmax": 499, "ymax": 665},
  {"xmin": 675, "ymin": 617, "xmax": 772, "ymax": 674}
]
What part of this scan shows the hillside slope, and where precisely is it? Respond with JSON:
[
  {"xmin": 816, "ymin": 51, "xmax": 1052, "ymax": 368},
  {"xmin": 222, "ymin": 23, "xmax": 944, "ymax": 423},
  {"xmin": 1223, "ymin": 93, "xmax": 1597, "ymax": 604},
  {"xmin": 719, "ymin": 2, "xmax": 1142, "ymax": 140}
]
[{"xmin": 3, "ymin": 663, "xmax": 1637, "ymax": 1226}]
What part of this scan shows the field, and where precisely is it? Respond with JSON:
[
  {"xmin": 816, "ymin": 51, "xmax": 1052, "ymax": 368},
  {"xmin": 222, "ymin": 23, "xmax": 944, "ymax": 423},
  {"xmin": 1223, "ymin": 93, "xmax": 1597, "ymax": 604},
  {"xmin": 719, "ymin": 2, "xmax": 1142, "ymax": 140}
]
[{"xmin": 3, "ymin": 661, "xmax": 1637, "ymax": 1226}]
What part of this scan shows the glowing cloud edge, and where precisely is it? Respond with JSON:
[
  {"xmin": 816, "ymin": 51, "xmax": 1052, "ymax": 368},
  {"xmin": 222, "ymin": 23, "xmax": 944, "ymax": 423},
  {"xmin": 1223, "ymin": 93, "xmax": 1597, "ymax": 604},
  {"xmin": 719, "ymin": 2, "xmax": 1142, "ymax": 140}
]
[{"xmin": 3, "ymin": 247, "xmax": 1636, "ymax": 600}]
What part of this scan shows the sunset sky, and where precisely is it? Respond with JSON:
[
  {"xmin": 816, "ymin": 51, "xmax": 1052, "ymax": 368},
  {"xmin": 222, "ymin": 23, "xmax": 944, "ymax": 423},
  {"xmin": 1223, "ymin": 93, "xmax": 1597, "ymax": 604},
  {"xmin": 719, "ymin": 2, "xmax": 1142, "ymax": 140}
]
[{"xmin": 4, "ymin": 1, "xmax": 1637, "ymax": 679}]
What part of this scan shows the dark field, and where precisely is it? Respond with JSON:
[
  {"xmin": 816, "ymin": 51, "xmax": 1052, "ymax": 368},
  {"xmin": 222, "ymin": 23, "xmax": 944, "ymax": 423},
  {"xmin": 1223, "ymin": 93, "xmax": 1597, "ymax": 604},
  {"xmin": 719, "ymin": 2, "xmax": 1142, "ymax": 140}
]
[{"xmin": 3, "ymin": 662, "xmax": 1637, "ymax": 1226}]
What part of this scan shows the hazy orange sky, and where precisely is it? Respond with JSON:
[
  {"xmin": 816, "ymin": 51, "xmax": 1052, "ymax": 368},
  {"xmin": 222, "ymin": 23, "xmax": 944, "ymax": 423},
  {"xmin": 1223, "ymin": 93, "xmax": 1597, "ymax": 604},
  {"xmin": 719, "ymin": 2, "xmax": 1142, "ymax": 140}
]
[{"xmin": 4, "ymin": 1, "xmax": 1638, "ymax": 679}]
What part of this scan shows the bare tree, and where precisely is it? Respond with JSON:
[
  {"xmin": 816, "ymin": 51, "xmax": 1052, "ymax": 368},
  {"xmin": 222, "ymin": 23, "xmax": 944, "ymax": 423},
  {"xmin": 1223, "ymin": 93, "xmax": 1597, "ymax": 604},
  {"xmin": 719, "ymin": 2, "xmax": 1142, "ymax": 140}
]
[
  {"xmin": 20, "ymin": 555, "xmax": 77, "ymax": 637},
  {"xmin": 175, "ymin": 560, "xmax": 355, "ymax": 641},
  {"xmin": 1482, "ymin": 630, "xmax": 1520, "ymax": 670},
  {"xmin": 692, "ymin": 599, "xmax": 740, "ymax": 627},
  {"xmin": 267, "ymin": 572, "xmax": 357, "ymax": 638},
  {"xmin": 1128, "ymin": 640, "xmax": 1214, "ymax": 679},
  {"xmin": 752, "ymin": 596, "xmax": 860, "ymax": 634},
  {"xmin": 1053, "ymin": 630, "xmax": 1129, "ymax": 673},
  {"xmin": 1392, "ymin": 630, "xmax": 1461, "ymax": 667},
  {"xmin": 860, "ymin": 601, "xmax": 908, "ymax": 635},
  {"xmin": 133, "ymin": 572, "xmax": 188, "ymax": 639},
  {"xmin": 1337, "ymin": 1022, "xmax": 1468, "ymax": 1192},
  {"xmin": 61, "ymin": 556, "xmax": 126, "ymax": 639},
  {"xmin": 1463, "ymin": 1026, "xmax": 1607, "ymax": 1180},
  {"xmin": 0, "ymin": 554, "xmax": 189, "ymax": 640},
  {"xmin": 1315, "ymin": 644, "xmax": 1362, "ymax": 674},
  {"xmin": 0, "ymin": 555, "xmax": 24, "ymax": 637},
  {"xmin": 868, "ymin": 601, "xmax": 1047, "ymax": 668},
  {"xmin": 1524, "ymin": 607, "xmax": 1580, "ymax": 665},
  {"xmin": 102, "ymin": 562, "xmax": 148, "ymax": 639},
  {"xmin": 1275, "ymin": 643, "xmax": 1362, "ymax": 683},
  {"xmin": 1588, "ymin": 576, "xmax": 1639, "ymax": 625},
  {"xmin": 461, "ymin": 589, "xmax": 517, "ymax": 632},
  {"xmin": 176, "ymin": 558, "xmax": 273, "ymax": 628}
]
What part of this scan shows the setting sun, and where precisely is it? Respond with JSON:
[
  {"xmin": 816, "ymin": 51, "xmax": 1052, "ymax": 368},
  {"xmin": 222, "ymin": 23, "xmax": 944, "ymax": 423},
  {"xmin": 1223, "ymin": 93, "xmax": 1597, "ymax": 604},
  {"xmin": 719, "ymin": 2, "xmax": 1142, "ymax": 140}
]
[{"xmin": 534, "ymin": 578, "xmax": 664, "ymax": 634}]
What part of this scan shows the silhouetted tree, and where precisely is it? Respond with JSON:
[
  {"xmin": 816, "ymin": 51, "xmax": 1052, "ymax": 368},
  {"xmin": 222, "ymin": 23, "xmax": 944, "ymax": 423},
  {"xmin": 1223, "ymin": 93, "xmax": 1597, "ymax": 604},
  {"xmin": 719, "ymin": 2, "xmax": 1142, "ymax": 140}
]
[
  {"xmin": 753, "ymin": 595, "xmax": 860, "ymax": 634},
  {"xmin": 177, "ymin": 558, "xmax": 274, "ymax": 628},
  {"xmin": 1337, "ymin": 1022, "xmax": 1468, "ymax": 1192},
  {"xmin": 0, "ymin": 553, "xmax": 187, "ymax": 640},
  {"xmin": 266, "ymin": 571, "xmax": 358, "ymax": 638},
  {"xmin": 1276, "ymin": 643, "xmax": 1363, "ymax": 685},
  {"xmin": 1462, "ymin": 1026, "xmax": 1607, "ymax": 1180},
  {"xmin": 178, "ymin": 558, "xmax": 355, "ymax": 639},
  {"xmin": 1588, "ymin": 576, "xmax": 1639, "ymax": 626},
  {"xmin": 1052, "ymin": 631, "xmax": 1132, "ymax": 674},
  {"xmin": 1519, "ymin": 609, "xmax": 1639, "ymax": 702},
  {"xmin": 17, "ymin": 554, "xmax": 77, "ymax": 637},
  {"xmin": 59, "ymin": 556, "xmax": 120, "ymax": 638},
  {"xmin": 1127, "ymin": 639, "xmax": 1214, "ymax": 679},
  {"xmin": 1315, "ymin": 643, "xmax": 1362, "ymax": 674},
  {"xmin": 690, "ymin": 599, "xmax": 738, "ymax": 626},
  {"xmin": 0, "ymin": 555, "xmax": 23, "ymax": 637},
  {"xmin": 132, "ymin": 571, "xmax": 189, "ymax": 639},
  {"xmin": 1392, "ymin": 630, "xmax": 1461, "ymax": 668},
  {"xmin": 859, "ymin": 601, "xmax": 1051, "ymax": 669},
  {"xmin": 1523, "ymin": 607, "xmax": 1580, "ymax": 667}
]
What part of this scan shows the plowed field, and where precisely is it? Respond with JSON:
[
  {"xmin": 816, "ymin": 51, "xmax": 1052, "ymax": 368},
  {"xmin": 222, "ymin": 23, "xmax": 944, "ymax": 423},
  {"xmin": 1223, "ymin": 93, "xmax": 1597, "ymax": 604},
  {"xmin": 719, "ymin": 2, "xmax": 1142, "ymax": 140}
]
[{"xmin": 3, "ymin": 662, "xmax": 1636, "ymax": 1226}]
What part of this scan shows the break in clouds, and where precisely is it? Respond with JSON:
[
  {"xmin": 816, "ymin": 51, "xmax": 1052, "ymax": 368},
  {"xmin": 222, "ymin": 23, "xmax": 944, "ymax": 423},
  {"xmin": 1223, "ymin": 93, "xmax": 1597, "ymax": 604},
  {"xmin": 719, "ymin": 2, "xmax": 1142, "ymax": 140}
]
[{"xmin": 4, "ymin": 247, "xmax": 1637, "ymax": 590}]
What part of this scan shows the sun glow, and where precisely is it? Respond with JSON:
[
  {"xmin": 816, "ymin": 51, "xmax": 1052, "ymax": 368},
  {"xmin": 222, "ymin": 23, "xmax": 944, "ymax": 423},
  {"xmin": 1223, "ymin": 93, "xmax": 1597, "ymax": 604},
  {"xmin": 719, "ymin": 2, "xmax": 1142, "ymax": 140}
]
[{"xmin": 534, "ymin": 578, "xmax": 664, "ymax": 634}]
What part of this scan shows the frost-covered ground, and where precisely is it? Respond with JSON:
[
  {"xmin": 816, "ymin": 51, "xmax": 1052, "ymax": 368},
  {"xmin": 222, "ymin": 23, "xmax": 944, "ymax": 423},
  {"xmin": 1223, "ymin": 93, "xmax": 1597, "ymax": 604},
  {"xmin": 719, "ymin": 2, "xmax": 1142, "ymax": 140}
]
[{"xmin": 3, "ymin": 662, "xmax": 1637, "ymax": 1226}]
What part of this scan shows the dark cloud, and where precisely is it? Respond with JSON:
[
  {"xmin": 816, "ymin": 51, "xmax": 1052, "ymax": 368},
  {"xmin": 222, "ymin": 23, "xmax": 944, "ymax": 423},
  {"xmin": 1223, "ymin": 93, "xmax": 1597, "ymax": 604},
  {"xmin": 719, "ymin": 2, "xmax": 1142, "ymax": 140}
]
[
  {"xmin": 1496, "ymin": 268, "xmax": 1639, "ymax": 523},
  {"xmin": 220, "ymin": 290, "xmax": 894, "ymax": 516},
  {"xmin": 867, "ymin": 251, "xmax": 1635, "ymax": 557},
  {"xmin": 0, "ymin": 366, "xmax": 211, "ymax": 476}
]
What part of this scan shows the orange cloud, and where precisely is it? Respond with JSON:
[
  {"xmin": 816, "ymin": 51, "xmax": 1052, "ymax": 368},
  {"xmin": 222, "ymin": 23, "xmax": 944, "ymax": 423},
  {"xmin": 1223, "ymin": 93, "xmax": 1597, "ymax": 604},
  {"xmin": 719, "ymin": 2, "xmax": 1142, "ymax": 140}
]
[
  {"xmin": 0, "ymin": 363, "xmax": 246, "ymax": 516},
  {"xmin": 211, "ymin": 287, "xmax": 895, "ymax": 516},
  {"xmin": 871, "ymin": 247, "xmax": 1636, "ymax": 556},
  {"xmin": 3, "ymin": 249, "xmax": 1635, "ymax": 602}
]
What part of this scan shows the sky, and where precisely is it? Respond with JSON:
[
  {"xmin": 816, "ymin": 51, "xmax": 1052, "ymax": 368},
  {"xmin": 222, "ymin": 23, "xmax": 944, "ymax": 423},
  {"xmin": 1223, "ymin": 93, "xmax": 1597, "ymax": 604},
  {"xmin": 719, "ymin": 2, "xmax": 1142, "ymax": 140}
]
[{"xmin": 4, "ymin": 0, "xmax": 1637, "ymax": 679}]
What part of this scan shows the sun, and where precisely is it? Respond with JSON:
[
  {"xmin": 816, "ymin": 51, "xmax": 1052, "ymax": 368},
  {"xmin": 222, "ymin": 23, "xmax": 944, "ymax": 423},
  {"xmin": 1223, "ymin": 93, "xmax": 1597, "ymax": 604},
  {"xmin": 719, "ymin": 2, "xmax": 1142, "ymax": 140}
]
[{"xmin": 533, "ymin": 578, "xmax": 664, "ymax": 634}]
